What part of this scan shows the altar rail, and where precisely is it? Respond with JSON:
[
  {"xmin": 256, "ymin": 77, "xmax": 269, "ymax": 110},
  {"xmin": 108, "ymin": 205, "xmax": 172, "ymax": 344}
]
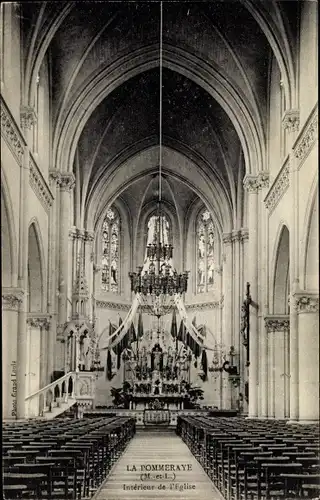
[
  {"xmin": 84, "ymin": 408, "xmax": 210, "ymax": 427},
  {"xmin": 143, "ymin": 409, "xmax": 171, "ymax": 425}
]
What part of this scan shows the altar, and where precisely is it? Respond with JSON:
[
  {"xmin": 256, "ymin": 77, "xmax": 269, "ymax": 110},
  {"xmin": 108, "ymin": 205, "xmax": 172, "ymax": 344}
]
[
  {"xmin": 130, "ymin": 395, "xmax": 184, "ymax": 410},
  {"xmin": 122, "ymin": 328, "xmax": 193, "ymax": 411}
]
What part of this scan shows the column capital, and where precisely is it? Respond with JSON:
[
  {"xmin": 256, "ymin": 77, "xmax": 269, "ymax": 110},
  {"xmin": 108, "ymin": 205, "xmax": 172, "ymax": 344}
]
[
  {"xmin": 20, "ymin": 105, "xmax": 37, "ymax": 130},
  {"xmin": 27, "ymin": 314, "xmax": 51, "ymax": 329},
  {"xmin": 243, "ymin": 172, "xmax": 269, "ymax": 192},
  {"xmin": 84, "ymin": 230, "xmax": 95, "ymax": 243},
  {"xmin": 265, "ymin": 315, "xmax": 290, "ymax": 332},
  {"xmin": 49, "ymin": 169, "xmax": 62, "ymax": 186},
  {"xmin": 215, "ymin": 265, "xmax": 223, "ymax": 275},
  {"xmin": 231, "ymin": 229, "xmax": 242, "ymax": 242},
  {"xmin": 292, "ymin": 292, "xmax": 319, "ymax": 314},
  {"xmin": 69, "ymin": 227, "xmax": 86, "ymax": 241},
  {"xmin": 222, "ymin": 232, "xmax": 233, "ymax": 245},
  {"xmin": 240, "ymin": 228, "xmax": 249, "ymax": 241},
  {"xmin": 282, "ymin": 109, "xmax": 300, "ymax": 133},
  {"xmin": 2, "ymin": 288, "xmax": 24, "ymax": 311},
  {"xmin": 60, "ymin": 172, "xmax": 76, "ymax": 192}
]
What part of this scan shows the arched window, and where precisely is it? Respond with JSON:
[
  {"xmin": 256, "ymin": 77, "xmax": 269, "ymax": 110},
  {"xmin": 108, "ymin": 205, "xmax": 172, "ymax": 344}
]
[
  {"xmin": 146, "ymin": 213, "xmax": 171, "ymax": 246},
  {"xmin": 101, "ymin": 207, "xmax": 120, "ymax": 292},
  {"xmin": 196, "ymin": 209, "xmax": 215, "ymax": 293}
]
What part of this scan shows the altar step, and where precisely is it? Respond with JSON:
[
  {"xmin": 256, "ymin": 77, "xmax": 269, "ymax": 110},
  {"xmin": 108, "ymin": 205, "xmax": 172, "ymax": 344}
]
[
  {"xmin": 136, "ymin": 427, "xmax": 175, "ymax": 433},
  {"xmin": 93, "ymin": 431, "xmax": 224, "ymax": 499}
]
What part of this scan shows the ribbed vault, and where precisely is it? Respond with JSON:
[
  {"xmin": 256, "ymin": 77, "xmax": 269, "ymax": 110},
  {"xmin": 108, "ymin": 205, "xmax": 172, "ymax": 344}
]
[{"xmin": 20, "ymin": 1, "xmax": 298, "ymax": 234}]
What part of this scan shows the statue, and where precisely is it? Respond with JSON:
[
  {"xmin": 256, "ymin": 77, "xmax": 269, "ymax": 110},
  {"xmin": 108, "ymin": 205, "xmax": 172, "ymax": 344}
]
[
  {"xmin": 240, "ymin": 304, "xmax": 248, "ymax": 345},
  {"xmin": 151, "ymin": 343, "xmax": 163, "ymax": 372},
  {"xmin": 80, "ymin": 333, "xmax": 91, "ymax": 371}
]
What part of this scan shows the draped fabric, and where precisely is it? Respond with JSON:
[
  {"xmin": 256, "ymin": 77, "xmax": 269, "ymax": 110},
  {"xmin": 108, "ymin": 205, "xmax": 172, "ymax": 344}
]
[
  {"xmin": 201, "ymin": 349, "xmax": 208, "ymax": 381},
  {"xmin": 100, "ymin": 293, "xmax": 213, "ymax": 353},
  {"xmin": 174, "ymin": 294, "xmax": 211, "ymax": 348},
  {"xmin": 170, "ymin": 308, "xmax": 178, "ymax": 339},
  {"xmin": 129, "ymin": 322, "xmax": 136, "ymax": 344},
  {"xmin": 106, "ymin": 350, "xmax": 113, "ymax": 380},
  {"xmin": 137, "ymin": 310, "xmax": 144, "ymax": 339},
  {"xmin": 100, "ymin": 295, "xmax": 140, "ymax": 350}
]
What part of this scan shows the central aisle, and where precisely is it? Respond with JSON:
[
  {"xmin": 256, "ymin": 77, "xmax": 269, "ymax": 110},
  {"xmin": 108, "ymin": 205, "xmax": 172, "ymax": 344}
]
[{"xmin": 93, "ymin": 430, "xmax": 224, "ymax": 500}]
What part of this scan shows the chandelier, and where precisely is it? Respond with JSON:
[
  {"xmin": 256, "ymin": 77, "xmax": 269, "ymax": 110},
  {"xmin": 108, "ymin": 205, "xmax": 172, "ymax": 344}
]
[{"xmin": 128, "ymin": 2, "xmax": 189, "ymax": 318}]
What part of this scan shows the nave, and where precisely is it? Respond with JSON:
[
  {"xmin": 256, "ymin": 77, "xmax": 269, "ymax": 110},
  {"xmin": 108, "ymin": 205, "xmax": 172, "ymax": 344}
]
[
  {"xmin": 3, "ymin": 414, "xmax": 320, "ymax": 500},
  {"xmin": 93, "ymin": 430, "xmax": 223, "ymax": 499}
]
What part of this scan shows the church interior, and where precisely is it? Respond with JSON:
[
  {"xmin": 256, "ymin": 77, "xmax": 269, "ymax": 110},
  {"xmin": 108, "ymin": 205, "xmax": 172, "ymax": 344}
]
[{"xmin": 1, "ymin": 1, "xmax": 319, "ymax": 499}]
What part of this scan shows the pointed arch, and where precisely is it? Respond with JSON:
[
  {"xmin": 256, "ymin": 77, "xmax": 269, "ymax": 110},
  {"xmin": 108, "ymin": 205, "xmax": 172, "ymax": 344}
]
[
  {"xmin": 27, "ymin": 218, "xmax": 46, "ymax": 312},
  {"xmin": 300, "ymin": 176, "xmax": 318, "ymax": 290},
  {"xmin": 271, "ymin": 223, "xmax": 290, "ymax": 314},
  {"xmin": 1, "ymin": 168, "xmax": 18, "ymax": 287}
]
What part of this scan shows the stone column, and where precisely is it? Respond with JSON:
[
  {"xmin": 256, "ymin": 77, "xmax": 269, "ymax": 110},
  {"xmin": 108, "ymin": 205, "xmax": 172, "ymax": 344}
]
[
  {"xmin": 85, "ymin": 230, "xmax": 95, "ymax": 321},
  {"xmin": 265, "ymin": 316, "xmax": 290, "ymax": 419},
  {"xmin": 265, "ymin": 320, "xmax": 275, "ymax": 419},
  {"xmin": 243, "ymin": 175, "xmax": 259, "ymax": 417},
  {"xmin": 222, "ymin": 232, "xmax": 233, "ymax": 409},
  {"xmin": 48, "ymin": 171, "xmax": 61, "ymax": 381},
  {"xmin": 232, "ymin": 230, "xmax": 241, "ymax": 349},
  {"xmin": 289, "ymin": 294, "xmax": 299, "ymax": 421},
  {"xmin": 2, "ymin": 290, "xmax": 23, "ymax": 419},
  {"xmin": 258, "ymin": 178, "xmax": 269, "ymax": 418},
  {"xmin": 283, "ymin": 110, "xmax": 300, "ymax": 423},
  {"xmin": 16, "ymin": 143, "xmax": 30, "ymax": 419},
  {"xmin": 296, "ymin": 293, "xmax": 319, "ymax": 423},
  {"xmin": 239, "ymin": 229, "xmax": 249, "ymax": 414},
  {"xmin": 58, "ymin": 173, "xmax": 75, "ymax": 325}
]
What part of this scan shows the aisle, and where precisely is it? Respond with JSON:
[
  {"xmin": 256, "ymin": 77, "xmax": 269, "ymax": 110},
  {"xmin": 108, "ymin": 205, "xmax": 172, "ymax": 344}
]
[{"xmin": 93, "ymin": 430, "xmax": 224, "ymax": 500}]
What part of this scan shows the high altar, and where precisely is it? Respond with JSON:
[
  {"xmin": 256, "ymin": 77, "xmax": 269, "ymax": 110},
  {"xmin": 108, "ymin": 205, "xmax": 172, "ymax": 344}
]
[{"xmin": 123, "ymin": 328, "xmax": 193, "ymax": 411}]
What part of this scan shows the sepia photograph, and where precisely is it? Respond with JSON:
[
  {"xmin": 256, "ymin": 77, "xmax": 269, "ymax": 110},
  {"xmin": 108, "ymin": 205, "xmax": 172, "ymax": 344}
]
[{"xmin": 1, "ymin": 1, "xmax": 319, "ymax": 499}]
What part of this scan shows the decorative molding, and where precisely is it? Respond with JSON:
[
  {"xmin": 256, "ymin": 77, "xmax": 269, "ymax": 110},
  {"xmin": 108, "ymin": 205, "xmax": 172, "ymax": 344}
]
[
  {"xmin": 282, "ymin": 109, "xmax": 300, "ymax": 133},
  {"xmin": 264, "ymin": 157, "xmax": 290, "ymax": 213},
  {"xmin": 294, "ymin": 292, "xmax": 319, "ymax": 314},
  {"xmin": 293, "ymin": 105, "xmax": 318, "ymax": 167},
  {"xmin": 96, "ymin": 301, "xmax": 131, "ymax": 311},
  {"xmin": 243, "ymin": 172, "xmax": 269, "ymax": 192},
  {"xmin": 20, "ymin": 105, "xmax": 37, "ymax": 130},
  {"xmin": 2, "ymin": 288, "xmax": 24, "ymax": 311},
  {"xmin": 95, "ymin": 299, "xmax": 219, "ymax": 312},
  {"xmin": 222, "ymin": 232, "xmax": 232, "ymax": 245},
  {"xmin": 265, "ymin": 315, "xmax": 290, "ymax": 332},
  {"xmin": 29, "ymin": 154, "xmax": 54, "ymax": 213},
  {"xmin": 60, "ymin": 172, "xmax": 76, "ymax": 192},
  {"xmin": 1, "ymin": 96, "xmax": 25, "ymax": 165},
  {"xmin": 185, "ymin": 301, "xmax": 220, "ymax": 311}
]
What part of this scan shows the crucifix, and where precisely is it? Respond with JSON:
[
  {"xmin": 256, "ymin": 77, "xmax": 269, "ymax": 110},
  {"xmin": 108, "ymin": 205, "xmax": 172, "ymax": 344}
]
[{"xmin": 240, "ymin": 282, "xmax": 251, "ymax": 366}]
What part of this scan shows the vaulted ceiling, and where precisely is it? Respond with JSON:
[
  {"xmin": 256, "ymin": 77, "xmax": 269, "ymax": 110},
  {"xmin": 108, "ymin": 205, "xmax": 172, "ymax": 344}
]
[{"xmin": 22, "ymin": 0, "xmax": 298, "ymax": 233}]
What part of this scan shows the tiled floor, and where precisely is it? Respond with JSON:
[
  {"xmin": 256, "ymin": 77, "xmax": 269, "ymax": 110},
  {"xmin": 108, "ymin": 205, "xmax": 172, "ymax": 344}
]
[{"xmin": 93, "ymin": 430, "xmax": 224, "ymax": 500}]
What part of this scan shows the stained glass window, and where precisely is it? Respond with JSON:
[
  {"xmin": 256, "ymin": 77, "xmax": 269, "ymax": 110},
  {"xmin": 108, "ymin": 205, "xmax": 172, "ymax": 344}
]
[
  {"xmin": 101, "ymin": 207, "xmax": 120, "ymax": 292},
  {"xmin": 197, "ymin": 209, "xmax": 215, "ymax": 293},
  {"xmin": 146, "ymin": 214, "xmax": 170, "ymax": 246}
]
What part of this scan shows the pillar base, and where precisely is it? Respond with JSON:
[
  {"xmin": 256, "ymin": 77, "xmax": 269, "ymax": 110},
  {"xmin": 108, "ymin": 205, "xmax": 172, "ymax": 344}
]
[{"xmin": 287, "ymin": 419, "xmax": 319, "ymax": 425}]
